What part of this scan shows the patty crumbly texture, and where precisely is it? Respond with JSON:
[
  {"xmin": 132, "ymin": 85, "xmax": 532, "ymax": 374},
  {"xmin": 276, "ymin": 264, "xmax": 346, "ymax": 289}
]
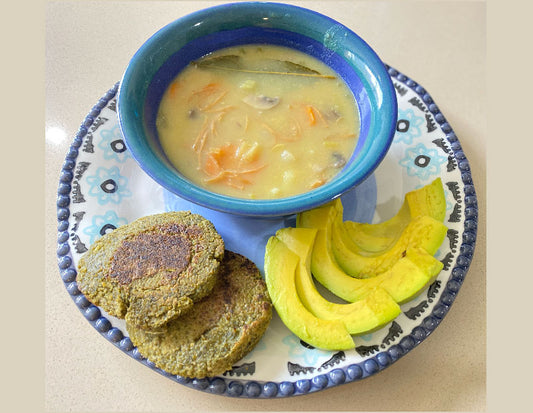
[
  {"xmin": 126, "ymin": 250, "xmax": 273, "ymax": 378},
  {"xmin": 76, "ymin": 211, "xmax": 225, "ymax": 331}
]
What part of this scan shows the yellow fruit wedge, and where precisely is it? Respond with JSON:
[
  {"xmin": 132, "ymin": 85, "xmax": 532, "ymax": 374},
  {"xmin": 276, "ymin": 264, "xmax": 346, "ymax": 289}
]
[
  {"xmin": 379, "ymin": 248, "xmax": 443, "ymax": 304},
  {"xmin": 343, "ymin": 178, "xmax": 446, "ymax": 253},
  {"xmin": 264, "ymin": 236, "xmax": 355, "ymax": 350},
  {"xmin": 297, "ymin": 203, "xmax": 444, "ymax": 304},
  {"xmin": 344, "ymin": 201, "xmax": 410, "ymax": 253},
  {"xmin": 332, "ymin": 210, "xmax": 447, "ymax": 278},
  {"xmin": 406, "ymin": 178, "xmax": 447, "ymax": 222},
  {"xmin": 274, "ymin": 227, "xmax": 401, "ymax": 335}
]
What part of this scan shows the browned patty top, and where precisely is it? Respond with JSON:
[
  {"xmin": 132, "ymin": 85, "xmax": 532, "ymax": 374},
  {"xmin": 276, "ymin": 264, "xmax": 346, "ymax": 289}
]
[
  {"xmin": 76, "ymin": 211, "xmax": 225, "ymax": 330},
  {"xmin": 110, "ymin": 223, "xmax": 194, "ymax": 285}
]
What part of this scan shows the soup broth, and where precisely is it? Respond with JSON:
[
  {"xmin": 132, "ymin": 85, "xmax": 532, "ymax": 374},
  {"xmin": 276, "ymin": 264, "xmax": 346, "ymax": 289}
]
[{"xmin": 156, "ymin": 44, "xmax": 360, "ymax": 199}]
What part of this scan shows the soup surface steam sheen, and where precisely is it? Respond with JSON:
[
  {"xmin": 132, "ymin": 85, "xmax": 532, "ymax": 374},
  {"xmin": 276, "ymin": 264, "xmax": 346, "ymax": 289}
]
[{"xmin": 156, "ymin": 45, "xmax": 360, "ymax": 199}]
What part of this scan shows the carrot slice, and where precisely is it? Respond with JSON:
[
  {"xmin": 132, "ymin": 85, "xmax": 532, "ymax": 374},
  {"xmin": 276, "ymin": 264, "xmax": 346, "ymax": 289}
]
[
  {"xmin": 189, "ymin": 83, "xmax": 220, "ymax": 100},
  {"xmin": 201, "ymin": 141, "xmax": 265, "ymax": 190},
  {"xmin": 305, "ymin": 105, "xmax": 328, "ymax": 126},
  {"xmin": 204, "ymin": 153, "xmax": 222, "ymax": 176},
  {"xmin": 309, "ymin": 178, "xmax": 326, "ymax": 189},
  {"xmin": 306, "ymin": 105, "xmax": 316, "ymax": 125},
  {"xmin": 169, "ymin": 81, "xmax": 180, "ymax": 99}
]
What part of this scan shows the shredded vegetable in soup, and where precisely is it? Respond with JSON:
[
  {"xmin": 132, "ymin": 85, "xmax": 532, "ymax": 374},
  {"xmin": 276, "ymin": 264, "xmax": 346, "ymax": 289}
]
[{"xmin": 156, "ymin": 44, "xmax": 360, "ymax": 199}]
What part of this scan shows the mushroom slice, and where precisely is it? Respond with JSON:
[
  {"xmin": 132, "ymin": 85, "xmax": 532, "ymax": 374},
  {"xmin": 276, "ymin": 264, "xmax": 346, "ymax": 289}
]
[{"xmin": 242, "ymin": 94, "xmax": 280, "ymax": 110}]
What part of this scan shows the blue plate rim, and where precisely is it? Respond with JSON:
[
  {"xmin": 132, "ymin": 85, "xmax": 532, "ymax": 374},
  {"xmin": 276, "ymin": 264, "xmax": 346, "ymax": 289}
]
[{"xmin": 56, "ymin": 65, "xmax": 478, "ymax": 398}]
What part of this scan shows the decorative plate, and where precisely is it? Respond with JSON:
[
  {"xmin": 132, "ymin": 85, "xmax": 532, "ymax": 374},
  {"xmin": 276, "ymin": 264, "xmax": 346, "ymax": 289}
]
[{"xmin": 56, "ymin": 65, "xmax": 478, "ymax": 398}]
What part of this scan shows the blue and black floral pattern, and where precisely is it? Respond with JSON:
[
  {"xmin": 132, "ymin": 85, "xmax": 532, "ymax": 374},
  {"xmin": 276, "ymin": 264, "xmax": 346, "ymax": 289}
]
[
  {"xmin": 82, "ymin": 210, "xmax": 129, "ymax": 244},
  {"xmin": 56, "ymin": 63, "xmax": 478, "ymax": 398},
  {"xmin": 98, "ymin": 124, "xmax": 131, "ymax": 163},
  {"xmin": 86, "ymin": 166, "xmax": 131, "ymax": 205},
  {"xmin": 394, "ymin": 108, "xmax": 425, "ymax": 145},
  {"xmin": 399, "ymin": 143, "xmax": 449, "ymax": 180}
]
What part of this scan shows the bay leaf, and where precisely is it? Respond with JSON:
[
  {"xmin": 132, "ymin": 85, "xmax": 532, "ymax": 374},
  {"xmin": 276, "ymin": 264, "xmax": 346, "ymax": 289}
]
[
  {"xmin": 192, "ymin": 54, "xmax": 334, "ymax": 78},
  {"xmin": 279, "ymin": 60, "xmax": 321, "ymax": 75},
  {"xmin": 193, "ymin": 54, "xmax": 242, "ymax": 70}
]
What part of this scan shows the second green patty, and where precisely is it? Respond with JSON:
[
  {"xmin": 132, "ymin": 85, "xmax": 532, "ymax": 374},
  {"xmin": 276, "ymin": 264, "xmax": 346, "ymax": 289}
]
[{"xmin": 127, "ymin": 250, "xmax": 273, "ymax": 378}]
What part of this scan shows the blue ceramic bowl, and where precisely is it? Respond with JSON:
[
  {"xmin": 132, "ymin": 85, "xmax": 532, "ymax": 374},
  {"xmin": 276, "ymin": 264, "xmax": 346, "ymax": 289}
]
[{"xmin": 117, "ymin": 2, "xmax": 397, "ymax": 217}]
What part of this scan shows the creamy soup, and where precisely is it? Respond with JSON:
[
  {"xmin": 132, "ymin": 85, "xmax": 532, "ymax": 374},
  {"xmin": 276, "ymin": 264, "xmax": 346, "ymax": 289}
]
[{"xmin": 156, "ymin": 44, "xmax": 360, "ymax": 199}]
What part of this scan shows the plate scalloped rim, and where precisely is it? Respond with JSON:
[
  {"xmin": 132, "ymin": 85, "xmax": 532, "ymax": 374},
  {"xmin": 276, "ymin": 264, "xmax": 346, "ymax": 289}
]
[{"xmin": 56, "ymin": 65, "xmax": 478, "ymax": 398}]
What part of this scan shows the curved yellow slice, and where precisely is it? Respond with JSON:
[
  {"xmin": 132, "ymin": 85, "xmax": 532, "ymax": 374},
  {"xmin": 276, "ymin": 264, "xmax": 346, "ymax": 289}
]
[
  {"xmin": 332, "ymin": 211, "xmax": 447, "ymax": 278},
  {"xmin": 297, "ymin": 202, "xmax": 444, "ymax": 304},
  {"xmin": 274, "ymin": 227, "xmax": 401, "ymax": 335},
  {"xmin": 406, "ymin": 178, "xmax": 447, "ymax": 222},
  {"xmin": 264, "ymin": 236, "xmax": 355, "ymax": 350},
  {"xmin": 343, "ymin": 178, "xmax": 446, "ymax": 253},
  {"xmin": 344, "ymin": 200, "xmax": 410, "ymax": 253}
]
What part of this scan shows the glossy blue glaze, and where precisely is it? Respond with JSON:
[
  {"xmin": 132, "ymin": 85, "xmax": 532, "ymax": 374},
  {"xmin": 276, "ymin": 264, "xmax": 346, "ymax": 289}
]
[{"xmin": 117, "ymin": 2, "xmax": 397, "ymax": 217}]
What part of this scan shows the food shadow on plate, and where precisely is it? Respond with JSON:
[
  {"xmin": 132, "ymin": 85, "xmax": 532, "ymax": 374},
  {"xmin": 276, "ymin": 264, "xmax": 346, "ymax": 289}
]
[{"xmin": 162, "ymin": 173, "xmax": 377, "ymax": 274}]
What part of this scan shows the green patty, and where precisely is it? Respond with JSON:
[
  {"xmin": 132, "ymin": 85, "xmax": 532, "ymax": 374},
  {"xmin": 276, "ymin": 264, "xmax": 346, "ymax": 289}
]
[
  {"xmin": 76, "ymin": 211, "xmax": 225, "ymax": 330},
  {"xmin": 127, "ymin": 251, "xmax": 272, "ymax": 378}
]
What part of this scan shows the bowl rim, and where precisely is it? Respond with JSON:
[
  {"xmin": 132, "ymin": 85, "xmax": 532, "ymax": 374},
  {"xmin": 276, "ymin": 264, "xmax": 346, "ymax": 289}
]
[{"xmin": 117, "ymin": 1, "xmax": 398, "ymax": 217}]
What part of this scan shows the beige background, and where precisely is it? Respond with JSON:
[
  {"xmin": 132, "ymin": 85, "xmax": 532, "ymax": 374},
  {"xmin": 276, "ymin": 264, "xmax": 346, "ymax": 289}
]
[{"xmin": 45, "ymin": 0, "xmax": 486, "ymax": 411}]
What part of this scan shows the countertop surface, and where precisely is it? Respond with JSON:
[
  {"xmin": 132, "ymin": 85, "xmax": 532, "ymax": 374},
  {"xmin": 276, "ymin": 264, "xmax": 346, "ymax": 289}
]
[{"xmin": 45, "ymin": 1, "xmax": 486, "ymax": 411}]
